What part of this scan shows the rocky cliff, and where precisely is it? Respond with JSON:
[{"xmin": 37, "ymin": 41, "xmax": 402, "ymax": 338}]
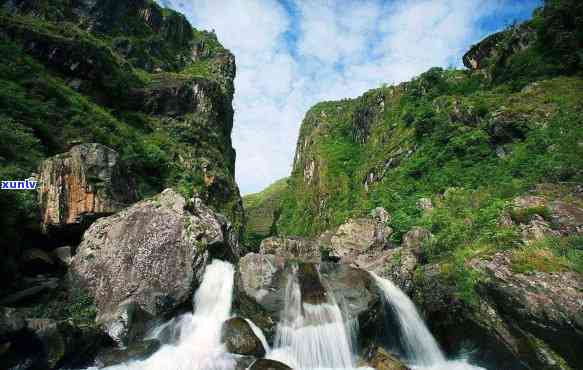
[
  {"xmin": 0, "ymin": 0, "xmax": 244, "ymax": 288},
  {"xmin": 253, "ymin": 1, "xmax": 583, "ymax": 368}
]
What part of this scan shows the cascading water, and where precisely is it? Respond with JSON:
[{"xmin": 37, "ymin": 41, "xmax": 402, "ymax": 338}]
[
  {"xmin": 88, "ymin": 259, "xmax": 486, "ymax": 370},
  {"xmin": 371, "ymin": 272, "xmax": 485, "ymax": 370},
  {"xmin": 96, "ymin": 259, "xmax": 237, "ymax": 370},
  {"xmin": 267, "ymin": 264, "xmax": 356, "ymax": 369}
]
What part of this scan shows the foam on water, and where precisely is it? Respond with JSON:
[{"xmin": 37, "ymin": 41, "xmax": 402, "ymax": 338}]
[
  {"xmin": 266, "ymin": 264, "xmax": 357, "ymax": 369},
  {"xmin": 96, "ymin": 259, "xmax": 237, "ymax": 370},
  {"xmin": 371, "ymin": 272, "xmax": 485, "ymax": 370}
]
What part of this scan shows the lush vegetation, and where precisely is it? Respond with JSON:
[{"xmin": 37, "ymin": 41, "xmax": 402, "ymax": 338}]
[
  {"xmin": 243, "ymin": 178, "xmax": 289, "ymax": 250},
  {"xmin": 274, "ymin": 0, "xmax": 583, "ymax": 304},
  {"xmin": 0, "ymin": 0, "xmax": 241, "ymax": 290}
]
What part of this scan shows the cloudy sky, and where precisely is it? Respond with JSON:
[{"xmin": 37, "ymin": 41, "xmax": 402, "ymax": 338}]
[{"xmin": 158, "ymin": 0, "xmax": 541, "ymax": 194}]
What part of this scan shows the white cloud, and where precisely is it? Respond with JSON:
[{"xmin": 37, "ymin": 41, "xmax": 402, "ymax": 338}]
[{"xmin": 160, "ymin": 0, "xmax": 541, "ymax": 194}]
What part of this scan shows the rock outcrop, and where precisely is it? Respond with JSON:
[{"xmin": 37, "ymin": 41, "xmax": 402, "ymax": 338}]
[
  {"xmin": 260, "ymin": 236, "xmax": 321, "ymax": 263},
  {"xmin": 318, "ymin": 208, "xmax": 393, "ymax": 265},
  {"xmin": 221, "ymin": 317, "xmax": 266, "ymax": 357},
  {"xmin": 70, "ymin": 189, "xmax": 240, "ymax": 344},
  {"xmin": 38, "ymin": 143, "xmax": 137, "ymax": 238},
  {"xmin": 234, "ymin": 253, "xmax": 382, "ymax": 344}
]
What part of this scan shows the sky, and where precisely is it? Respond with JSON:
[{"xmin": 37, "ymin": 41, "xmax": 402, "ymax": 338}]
[{"xmin": 157, "ymin": 0, "xmax": 542, "ymax": 195}]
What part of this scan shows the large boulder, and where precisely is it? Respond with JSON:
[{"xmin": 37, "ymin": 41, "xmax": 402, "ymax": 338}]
[
  {"xmin": 234, "ymin": 254, "xmax": 382, "ymax": 345},
  {"xmin": 260, "ymin": 236, "xmax": 321, "ymax": 263},
  {"xmin": 38, "ymin": 143, "xmax": 137, "ymax": 239},
  {"xmin": 470, "ymin": 251, "xmax": 583, "ymax": 369},
  {"xmin": 362, "ymin": 346, "xmax": 410, "ymax": 370},
  {"xmin": 221, "ymin": 317, "xmax": 266, "ymax": 357},
  {"xmin": 319, "ymin": 209, "xmax": 393, "ymax": 265},
  {"xmin": 70, "ymin": 188, "xmax": 240, "ymax": 344}
]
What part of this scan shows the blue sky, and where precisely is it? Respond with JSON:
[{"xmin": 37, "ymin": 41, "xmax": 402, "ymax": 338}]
[{"xmin": 158, "ymin": 0, "xmax": 542, "ymax": 194}]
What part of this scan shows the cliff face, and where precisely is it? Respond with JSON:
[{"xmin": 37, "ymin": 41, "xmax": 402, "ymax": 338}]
[
  {"xmin": 0, "ymin": 0, "xmax": 244, "ymax": 284},
  {"xmin": 267, "ymin": 1, "xmax": 583, "ymax": 368}
]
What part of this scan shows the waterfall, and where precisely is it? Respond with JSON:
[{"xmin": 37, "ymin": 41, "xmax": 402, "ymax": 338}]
[
  {"xmin": 97, "ymin": 259, "xmax": 236, "ymax": 370},
  {"xmin": 267, "ymin": 264, "xmax": 356, "ymax": 369},
  {"xmin": 371, "ymin": 272, "xmax": 485, "ymax": 370}
]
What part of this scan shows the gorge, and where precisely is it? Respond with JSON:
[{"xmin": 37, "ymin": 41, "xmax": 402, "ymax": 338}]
[{"xmin": 1, "ymin": 0, "xmax": 582, "ymax": 370}]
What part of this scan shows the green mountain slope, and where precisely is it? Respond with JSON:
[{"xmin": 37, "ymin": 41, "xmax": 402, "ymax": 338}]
[
  {"xmin": 0, "ymin": 0, "xmax": 243, "ymax": 284},
  {"xmin": 242, "ymin": 177, "xmax": 288, "ymax": 249}
]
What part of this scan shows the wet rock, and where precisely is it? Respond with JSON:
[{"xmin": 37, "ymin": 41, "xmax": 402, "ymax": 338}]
[
  {"xmin": 70, "ymin": 189, "xmax": 239, "ymax": 344},
  {"xmin": 234, "ymin": 253, "xmax": 286, "ymax": 339},
  {"xmin": 249, "ymin": 358, "xmax": 292, "ymax": 370},
  {"xmin": 297, "ymin": 263, "xmax": 327, "ymax": 304},
  {"xmin": 318, "ymin": 263, "xmax": 383, "ymax": 346},
  {"xmin": 94, "ymin": 339, "xmax": 161, "ymax": 368},
  {"xmin": 260, "ymin": 236, "xmax": 321, "ymax": 263},
  {"xmin": 363, "ymin": 346, "xmax": 410, "ymax": 370},
  {"xmin": 221, "ymin": 317, "xmax": 265, "ymax": 357},
  {"xmin": 234, "ymin": 255, "xmax": 383, "ymax": 345},
  {"xmin": 38, "ymin": 143, "xmax": 137, "ymax": 240},
  {"xmin": 99, "ymin": 300, "xmax": 154, "ymax": 346}
]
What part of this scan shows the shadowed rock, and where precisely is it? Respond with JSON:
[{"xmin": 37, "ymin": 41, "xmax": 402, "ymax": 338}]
[{"xmin": 221, "ymin": 317, "xmax": 265, "ymax": 357}]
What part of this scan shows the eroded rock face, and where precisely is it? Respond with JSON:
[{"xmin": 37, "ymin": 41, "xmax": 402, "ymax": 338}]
[
  {"xmin": 221, "ymin": 317, "xmax": 266, "ymax": 357},
  {"xmin": 70, "ymin": 189, "xmax": 239, "ymax": 344},
  {"xmin": 320, "ymin": 211, "xmax": 393, "ymax": 265},
  {"xmin": 470, "ymin": 251, "xmax": 583, "ymax": 369},
  {"xmin": 38, "ymin": 143, "xmax": 137, "ymax": 238},
  {"xmin": 260, "ymin": 237, "xmax": 321, "ymax": 263}
]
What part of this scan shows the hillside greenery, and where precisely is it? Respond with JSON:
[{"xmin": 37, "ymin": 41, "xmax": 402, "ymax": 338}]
[
  {"xmin": 272, "ymin": 0, "xmax": 583, "ymax": 304},
  {"xmin": 0, "ymin": 0, "xmax": 241, "ymax": 287}
]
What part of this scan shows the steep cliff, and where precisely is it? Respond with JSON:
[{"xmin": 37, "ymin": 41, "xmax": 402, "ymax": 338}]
[
  {"xmin": 0, "ymin": 0, "xmax": 244, "ymax": 286},
  {"xmin": 266, "ymin": 1, "xmax": 583, "ymax": 368}
]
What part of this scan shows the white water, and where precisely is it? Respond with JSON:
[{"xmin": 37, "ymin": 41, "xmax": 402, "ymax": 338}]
[
  {"xmin": 89, "ymin": 259, "xmax": 486, "ymax": 370},
  {"xmin": 98, "ymin": 259, "xmax": 237, "ymax": 370},
  {"xmin": 371, "ymin": 273, "xmax": 485, "ymax": 370},
  {"xmin": 267, "ymin": 265, "xmax": 357, "ymax": 369}
]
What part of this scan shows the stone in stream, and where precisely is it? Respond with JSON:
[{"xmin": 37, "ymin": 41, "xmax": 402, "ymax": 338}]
[
  {"xmin": 249, "ymin": 358, "xmax": 292, "ymax": 370},
  {"xmin": 362, "ymin": 346, "xmax": 410, "ymax": 370},
  {"xmin": 221, "ymin": 317, "xmax": 266, "ymax": 357},
  {"xmin": 70, "ymin": 188, "xmax": 240, "ymax": 345},
  {"xmin": 234, "ymin": 254, "xmax": 383, "ymax": 345}
]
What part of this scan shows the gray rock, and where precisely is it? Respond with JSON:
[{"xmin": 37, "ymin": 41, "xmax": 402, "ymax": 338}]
[
  {"xmin": 70, "ymin": 189, "xmax": 239, "ymax": 344},
  {"xmin": 260, "ymin": 236, "xmax": 321, "ymax": 263},
  {"xmin": 221, "ymin": 317, "xmax": 265, "ymax": 357},
  {"xmin": 320, "ymin": 216, "xmax": 393, "ymax": 265}
]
